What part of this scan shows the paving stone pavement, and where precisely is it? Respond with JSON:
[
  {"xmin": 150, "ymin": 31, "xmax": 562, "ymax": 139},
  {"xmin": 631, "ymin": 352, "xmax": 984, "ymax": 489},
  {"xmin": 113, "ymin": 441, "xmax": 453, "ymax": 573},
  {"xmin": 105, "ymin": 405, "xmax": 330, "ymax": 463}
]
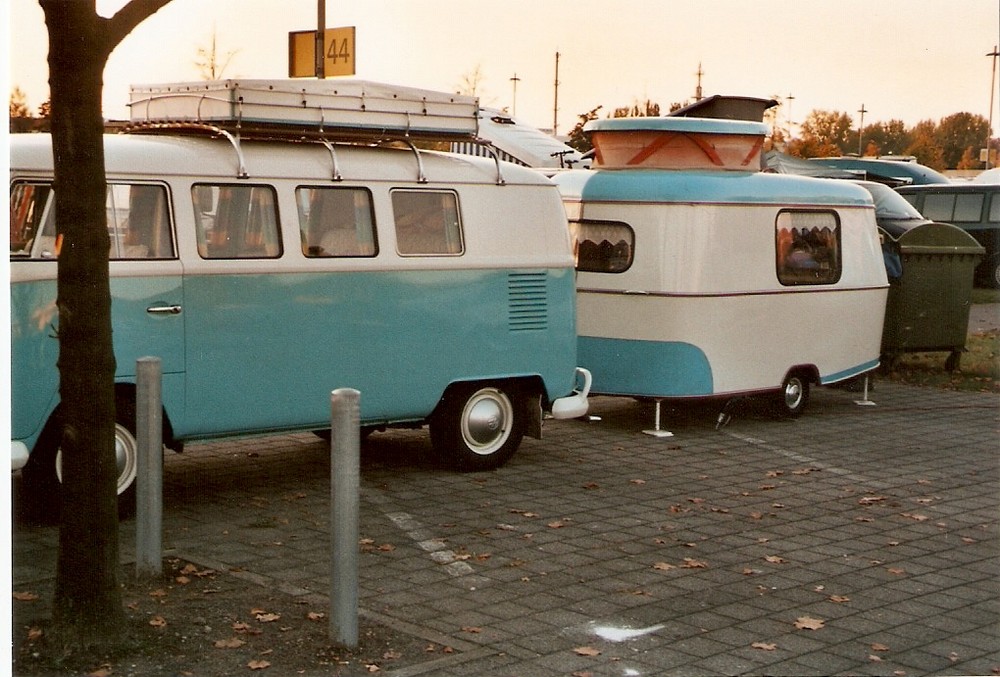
[{"xmin": 12, "ymin": 381, "xmax": 1000, "ymax": 676}]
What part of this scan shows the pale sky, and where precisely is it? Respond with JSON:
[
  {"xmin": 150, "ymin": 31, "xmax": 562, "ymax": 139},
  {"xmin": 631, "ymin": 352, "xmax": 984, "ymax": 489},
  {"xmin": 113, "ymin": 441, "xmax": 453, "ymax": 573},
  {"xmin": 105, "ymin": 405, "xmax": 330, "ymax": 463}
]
[{"xmin": 5, "ymin": 0, "xmax": 1000, "ymax": 136}]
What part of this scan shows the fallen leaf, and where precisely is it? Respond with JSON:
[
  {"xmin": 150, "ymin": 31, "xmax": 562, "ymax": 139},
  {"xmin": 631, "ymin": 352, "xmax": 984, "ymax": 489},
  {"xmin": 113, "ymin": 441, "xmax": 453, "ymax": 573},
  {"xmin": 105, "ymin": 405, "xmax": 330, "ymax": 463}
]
[
  {"xmin": 871, "ymin": 642, "xmax": 890, "ymax": 652},
  {"xmin": 247, "ymin": 659, "xmax": 271, "ymax": 670},
  {"xmin": 869, "ymin": 654, "xmax": 884, "ymax": 662},
  {"xmin": 215, "ymin": 637, "xmax": 246, "ymax": 649},
  {"xmin": 87, "ymin": 668, "xmax": 112, "ymax": 677},
  {"xmin": 574, "ymin": 646, "xmax": 601, "ymax": 656},
  {"xmin": 382, "ymin": 650, "xmax": 401, "ymax": 660},
  {"xmin": 149, "ymin": 616, "xmax": 167, "ymax": 628},
  {"xmin": 765, "ymin": 470, "xmax": 783, "ymax": 478},
  {"xmin": 630, "ymin": 479, "xmax": 646, "ymax": 485},
  {"xmin": 583, "ymin": 482, "xmax": 600, "ymax": 490},
  {"xmin": 27, "ymin": 627, "xmax": 43, "ymax": 641},
  {"xmin": 307, "ymin": 612, "xmax": 325, "ymax": 621},
  {"xmin": 741, "ymin": 568, "xmax": 760, "ymax": 575},
  {"xmin": 180, "ymin": 563, "xmax": 199, "ymax": 575},
  {"xmin": 749, "ymin": 512, "xmax": 764, "ymax": 520},
  {"xmin": 256, "ymin": 612, "xmax": 281, "ymax": 623},
  {"xmin": 855, "ymin": 516, "xmax": 875, "ymax": 522},
  {"xmin": 688, "ymin": 497, "xmax": 705, "ymax": 504},
  {"xmin": 13, "ymin": 591, "xmax": 39, "ymax": 602},
  {"xmin": 547, "ymin": 521, "xmax": 566, "ymax": 529},
  {"xmin": 751, "ymin": 642, "xmax": 777, "ymax": 651},
  {"xmin": 828, "ymin": 595, "xmax": 850, "ymax": 603},
  {"xmin": 365, "ymin": 664, "xmax": 381, "ymax": 672},
  {"xmin": 962, "ymin": 537, "xmax": 977, "ymax": 544},
  {"xmin": 858, "ymin": 496, "xmax": 886, "ymax": 505},
  {"xmin": 887, "ymin": 567, "xmax": 906, "ymax": 575},
  {"xmin": 681, "ymin": 557, "xmax": 708, "ymax": 568},
  {"xmin": 653, "ymin": 562, "xmax": 676, "ymax": 571},
  {"xmin": 764, "ymin": 555, "xmax": 786, "ymax": 564},
  {"xmin": 901, "ymin": 513, "xmax": 929, "ymax": 521},
  {"xmin": 949, "ymin": 652, "xmax": 960, "ymax": 662},
  {"xmin": 176, "ymin": 576, "xmax": 191, "ymax": 585},
  {"xmin": 149, "ymin": 589, "xmax": 168, "ymax": 598},
  {"xmin": 460, "ymin": 626, "xmax": 482, "ymax": 633},
  {"xmin": 377, "ymin": 543, "xmax": 395, "ymax": 552},
  {"xmin": 794, "ymin": 616, "xmax": 825, "ymax": 630}
]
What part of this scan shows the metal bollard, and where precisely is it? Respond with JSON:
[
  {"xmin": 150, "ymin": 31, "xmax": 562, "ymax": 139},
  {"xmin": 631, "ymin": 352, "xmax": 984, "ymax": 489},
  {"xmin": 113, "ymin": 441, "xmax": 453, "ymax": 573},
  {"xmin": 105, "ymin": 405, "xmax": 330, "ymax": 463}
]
[
  {"xmin": 135, "ymin": 356, "xmax": 163, "ymax": 579},
  {"xmin": 330, "ymin": 388, "xmax": 360, "ymax": 647}
]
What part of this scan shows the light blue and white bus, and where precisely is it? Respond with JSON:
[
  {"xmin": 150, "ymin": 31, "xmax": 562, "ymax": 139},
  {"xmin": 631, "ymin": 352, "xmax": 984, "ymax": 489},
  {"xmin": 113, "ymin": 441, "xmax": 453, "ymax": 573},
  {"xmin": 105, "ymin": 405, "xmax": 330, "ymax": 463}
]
[{"xmin": 9, "ymin": 80, "xmax": 590, "ymax": 508}]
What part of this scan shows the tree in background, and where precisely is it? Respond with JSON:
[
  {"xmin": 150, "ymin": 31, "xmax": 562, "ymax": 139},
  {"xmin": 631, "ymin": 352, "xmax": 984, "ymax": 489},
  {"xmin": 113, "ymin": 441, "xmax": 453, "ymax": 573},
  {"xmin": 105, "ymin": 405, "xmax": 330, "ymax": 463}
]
[
  {"xmin": 611, "ymin": 99, "xmax": 660, "ymax": 118},
  {"xmin": 38, "ymin": 0, "xmax": 172, "ymax": 653},
  {"xmin": 935, "ymin": 112, "xmax": 990, "ymax": 169},
  {"xmin": 10, "ymin": 86, "xmax": 30, "ymax": 117},
  {"xmin": 195, "ymin": 26, "xmax": 238, "ymax": 80},
  {"xmin": 786, "ymin": 109, "xmax": 853, "ymax": 157},
  {"xmin": 905, "ymin": 119, "xmax": 946, "ymax": 168},
  {"xmin": 566, "ymin": 105, "xmax": 602, "ymax": 153},
  {"xmin": 859, "ymin": 119, "xmax": 911, "ymax": 157}
]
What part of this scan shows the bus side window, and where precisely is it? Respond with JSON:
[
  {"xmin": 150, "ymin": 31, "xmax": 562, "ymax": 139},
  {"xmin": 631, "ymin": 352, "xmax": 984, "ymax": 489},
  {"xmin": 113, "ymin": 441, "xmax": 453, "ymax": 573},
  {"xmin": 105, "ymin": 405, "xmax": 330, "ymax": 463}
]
[
  {"xmin": 776, "ymin": 210, "xmax": 842, "ymax": 285},
  {"xmin": 296, "ymin": 186, "xmax": 377, "ymax": 257},
  {"xmin": 391, "ymin": 190, "xmax": 464, "ymax": 256},
  {"xmin": 107, "ymin": 184, "xmax": 174, "ymax": 259},
  {"xmin": 10, "ymin": 182, "xmax": 56, "ymax": 258},
  {"xmin": 193, "ymin": 184, "xmax": 282, "ymax": 259}
]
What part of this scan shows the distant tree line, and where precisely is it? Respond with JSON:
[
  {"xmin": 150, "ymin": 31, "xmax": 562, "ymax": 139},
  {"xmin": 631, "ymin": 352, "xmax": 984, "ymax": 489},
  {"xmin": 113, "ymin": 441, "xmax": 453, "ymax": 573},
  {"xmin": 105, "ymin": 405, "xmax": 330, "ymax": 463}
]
[{"xmin": 562, "ymin": 98, "xmax": 995, "ymax": 170}]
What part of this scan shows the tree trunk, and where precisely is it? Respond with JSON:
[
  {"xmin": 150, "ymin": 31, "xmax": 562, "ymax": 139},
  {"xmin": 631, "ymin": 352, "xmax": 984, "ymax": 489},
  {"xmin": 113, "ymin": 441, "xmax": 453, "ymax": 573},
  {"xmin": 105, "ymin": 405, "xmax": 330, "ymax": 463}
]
[{"xmin": 41, "ymin": 0, "xmax": 122, "ymax": 651}]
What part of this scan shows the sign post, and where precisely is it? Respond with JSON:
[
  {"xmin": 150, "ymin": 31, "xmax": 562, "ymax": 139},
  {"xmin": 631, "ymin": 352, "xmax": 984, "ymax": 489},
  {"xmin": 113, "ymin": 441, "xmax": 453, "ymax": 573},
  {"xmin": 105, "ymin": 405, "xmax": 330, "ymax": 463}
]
[{"xmin": 289, "ymin": 26, "xmax": 356, "ymax": 78}]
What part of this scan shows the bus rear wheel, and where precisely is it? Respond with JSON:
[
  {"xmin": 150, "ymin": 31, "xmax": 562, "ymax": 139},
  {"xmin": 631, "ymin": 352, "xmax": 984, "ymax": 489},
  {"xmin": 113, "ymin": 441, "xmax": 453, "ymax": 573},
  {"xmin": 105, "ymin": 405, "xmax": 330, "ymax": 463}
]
[{"xmin": 431, "ymin": 384, "xmax": 525, "ymax": 471}]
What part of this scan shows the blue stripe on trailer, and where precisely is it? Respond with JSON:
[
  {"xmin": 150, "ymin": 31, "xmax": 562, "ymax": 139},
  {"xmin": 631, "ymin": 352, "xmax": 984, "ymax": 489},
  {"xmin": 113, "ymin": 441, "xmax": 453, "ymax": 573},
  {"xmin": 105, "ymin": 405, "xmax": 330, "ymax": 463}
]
[
  {"xmin": 554, "ymin": 169, "xmax": 874, "ymax": 207},
  {"xmin": 578, "ymin": 336, "xmax": 713, "ymax": 397}
]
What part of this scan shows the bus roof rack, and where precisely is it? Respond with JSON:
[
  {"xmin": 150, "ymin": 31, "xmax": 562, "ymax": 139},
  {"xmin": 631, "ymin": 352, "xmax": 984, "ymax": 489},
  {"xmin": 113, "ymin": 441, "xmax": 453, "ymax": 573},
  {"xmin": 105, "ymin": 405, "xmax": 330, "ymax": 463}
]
[{"xmin": 127, "ymin": 79, "xmax": 480, "ymax": 142}]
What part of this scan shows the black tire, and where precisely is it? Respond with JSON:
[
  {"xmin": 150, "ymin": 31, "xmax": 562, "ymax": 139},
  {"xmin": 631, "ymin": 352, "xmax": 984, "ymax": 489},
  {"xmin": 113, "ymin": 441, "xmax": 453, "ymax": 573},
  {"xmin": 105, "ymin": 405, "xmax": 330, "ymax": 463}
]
[
  {"xmin": 773, "ymin": 372, "xmax": 810, "ymax": 418},
  {"xmin": 21, "ymin": 398, "xmax": 140, "ymax": 520},
  {"xmin": 430, "ymin": 384, "xmax": 525, "ymax": 472}
]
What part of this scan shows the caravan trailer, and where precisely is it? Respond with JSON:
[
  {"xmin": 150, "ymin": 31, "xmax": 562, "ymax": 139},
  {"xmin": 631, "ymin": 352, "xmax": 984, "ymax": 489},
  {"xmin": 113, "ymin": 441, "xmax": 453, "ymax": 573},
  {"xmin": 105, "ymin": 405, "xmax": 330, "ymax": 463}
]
[
  {"xmin": 10, "ymin": 80, "xmax": 590, "ymax": 509},
  {"xmin": 550, "ymin": 116, "xmax": 888, "ymax": 417}
]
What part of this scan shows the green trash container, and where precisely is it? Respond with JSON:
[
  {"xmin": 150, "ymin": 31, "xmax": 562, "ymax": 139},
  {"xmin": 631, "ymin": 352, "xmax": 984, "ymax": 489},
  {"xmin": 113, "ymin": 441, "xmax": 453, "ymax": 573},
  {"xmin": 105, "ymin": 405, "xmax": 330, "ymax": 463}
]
[{"xmin": 880, "ymin": 222, "xmax": 985, "ymax": 371}]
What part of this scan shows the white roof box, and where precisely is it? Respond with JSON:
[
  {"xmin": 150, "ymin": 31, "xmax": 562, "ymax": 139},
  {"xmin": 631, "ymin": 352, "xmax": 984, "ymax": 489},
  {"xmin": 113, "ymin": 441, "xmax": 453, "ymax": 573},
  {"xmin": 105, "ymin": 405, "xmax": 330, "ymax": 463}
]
[{"xmin": 128, "ymin": 79, "xmax": 479, "ymax": 140}]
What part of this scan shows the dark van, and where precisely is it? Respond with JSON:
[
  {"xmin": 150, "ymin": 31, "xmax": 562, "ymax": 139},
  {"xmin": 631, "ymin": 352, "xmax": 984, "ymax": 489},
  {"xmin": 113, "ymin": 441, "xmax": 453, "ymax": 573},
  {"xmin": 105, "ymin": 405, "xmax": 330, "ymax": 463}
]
[{"xmin": 896, "ymin": 183, "xmax": 1000, "ymax": 287}]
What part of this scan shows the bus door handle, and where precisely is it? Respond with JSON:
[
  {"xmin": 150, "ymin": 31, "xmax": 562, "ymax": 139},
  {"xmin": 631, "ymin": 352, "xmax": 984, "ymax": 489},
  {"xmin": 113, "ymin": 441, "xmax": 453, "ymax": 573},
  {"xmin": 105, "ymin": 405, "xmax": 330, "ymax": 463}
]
[{"xmin": 147, "ymin": 304, "xmax": 182, "ymax": 315}]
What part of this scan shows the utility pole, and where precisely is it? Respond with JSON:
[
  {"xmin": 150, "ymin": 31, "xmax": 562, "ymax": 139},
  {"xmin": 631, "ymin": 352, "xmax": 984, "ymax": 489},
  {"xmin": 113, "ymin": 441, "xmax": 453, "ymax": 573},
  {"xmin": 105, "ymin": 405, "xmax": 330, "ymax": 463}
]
[
  {"xmin": 510, "ymin": 73, "xmax": 520, "ymax": 116},
  {"xmin": 857, "ymin": 103, "xmax": 867, "ymax": 156},
  {"xmin": 553, "ymin": 52, "xmax": 560, "ymax": 136},
  {"xmin": 695, "ymin": 62, "xmax": 703, "ymax": 101},
  {"xmin": 786, "ymin": 93, "xmax": 795, "ymax": 133},
  {"xmin": 987, "ymin": 46, "xmax": 998, "ymax": 169},
  {"xmin": 315, "ymin": 0, "xmax": 325, "ymax": 78}
]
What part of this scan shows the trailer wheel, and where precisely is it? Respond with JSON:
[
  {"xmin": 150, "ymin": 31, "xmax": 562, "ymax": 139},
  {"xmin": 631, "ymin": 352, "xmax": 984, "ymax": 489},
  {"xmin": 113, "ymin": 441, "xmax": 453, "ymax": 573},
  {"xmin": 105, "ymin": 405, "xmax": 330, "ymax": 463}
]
[
  {"xmin": 774, "ymin": 372, "xmax": 810, "ymax": 418},
  {"xmin": 22, "ymin": 399, "xmax": 140, "ymax": 520},
  {"xmin": 430, "ymin": 384, "xmax": 525, "ymax": 471}
]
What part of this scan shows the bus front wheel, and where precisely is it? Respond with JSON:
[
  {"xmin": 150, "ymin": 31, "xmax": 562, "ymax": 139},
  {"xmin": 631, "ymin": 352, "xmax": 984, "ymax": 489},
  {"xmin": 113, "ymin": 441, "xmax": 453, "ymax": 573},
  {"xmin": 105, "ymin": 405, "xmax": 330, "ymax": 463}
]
[
  {"xmin": 430, "ymin": 384, "xmax": 525, "ymax": 471},
  {"xmin": 22, "ymin": 399, "xmax": 140, "ymax": 520}
]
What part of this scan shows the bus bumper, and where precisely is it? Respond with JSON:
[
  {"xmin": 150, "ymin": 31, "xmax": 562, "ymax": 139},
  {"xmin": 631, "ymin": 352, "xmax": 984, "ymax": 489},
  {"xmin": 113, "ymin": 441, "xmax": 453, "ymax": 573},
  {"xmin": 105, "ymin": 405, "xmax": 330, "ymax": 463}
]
[
  {"xmin": 10, "ymin": 441, "xmax": 30, "ymax": 471},
  {"xmin": 550, "ymin": 368, "xmax": 592, "ymax": 420}
]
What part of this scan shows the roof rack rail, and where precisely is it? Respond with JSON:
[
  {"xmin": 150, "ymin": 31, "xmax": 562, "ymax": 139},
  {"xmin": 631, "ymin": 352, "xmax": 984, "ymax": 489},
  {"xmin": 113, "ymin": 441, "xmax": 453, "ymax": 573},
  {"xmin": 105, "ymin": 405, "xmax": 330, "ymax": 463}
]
[{"xmin": 124, "ymin": 79, "xmax": 506, "ymax": 183}]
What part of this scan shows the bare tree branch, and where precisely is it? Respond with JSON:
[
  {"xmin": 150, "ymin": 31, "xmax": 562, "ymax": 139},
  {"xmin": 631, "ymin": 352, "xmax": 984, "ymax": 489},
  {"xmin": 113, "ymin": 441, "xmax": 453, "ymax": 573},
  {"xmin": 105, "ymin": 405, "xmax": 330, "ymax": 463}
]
[{"xmin": 102, "ymin": 0, "xmax": 172, "ymax": 50}]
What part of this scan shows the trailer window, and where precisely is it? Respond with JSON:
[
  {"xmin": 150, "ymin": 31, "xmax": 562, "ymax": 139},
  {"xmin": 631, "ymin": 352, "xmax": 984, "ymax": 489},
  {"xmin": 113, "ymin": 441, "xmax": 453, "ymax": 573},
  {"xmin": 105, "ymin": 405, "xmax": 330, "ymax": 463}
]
[
  {"xmin": 570, "ymin": 220, "xmax": 634, "ymax": 273},
  {"xmin": 10, "ymin": 181, "xmax": 174, "ymax": 260},
  {"xmin": 391, "ymin": 190, "xmax": 463, "ymax": 256},
  {"xmin": 776, "ymin": 210, "xmax": 841, "ymax": 285},
  {"xmin": 193, "ymin": 184, "xmax": 282, "ymax": 259},
  {"xmin": 296, "ymin": 187, "xmax": 377, "ymax": 257}
]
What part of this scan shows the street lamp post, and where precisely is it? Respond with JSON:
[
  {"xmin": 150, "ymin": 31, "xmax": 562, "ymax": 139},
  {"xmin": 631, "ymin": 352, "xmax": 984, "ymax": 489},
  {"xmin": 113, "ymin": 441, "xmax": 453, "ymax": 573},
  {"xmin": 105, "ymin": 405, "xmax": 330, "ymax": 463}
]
[
  {"xmin": 510, "ymin": 73, "xmax": 520, "ymax": 116},
  {"xmin": 857, "ymin": 103, "xmax": 867, "ymax": 156},
  {"xmin": 987, "ymin": 46, "xmax": 998, "ymax": 169}
]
